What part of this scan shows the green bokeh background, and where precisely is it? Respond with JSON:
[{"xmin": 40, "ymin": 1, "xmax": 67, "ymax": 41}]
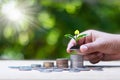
[{"xmin": 0, "ymin": 0, "xmax": 120, "ymax": 60}]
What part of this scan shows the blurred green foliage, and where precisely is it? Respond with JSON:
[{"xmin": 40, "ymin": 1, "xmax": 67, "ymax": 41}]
[{"xmin": 0, "ymin": 0, "xmax": 120, "ymax": 60}]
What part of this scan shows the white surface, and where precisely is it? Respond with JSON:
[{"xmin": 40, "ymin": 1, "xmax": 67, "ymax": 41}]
[{"xmin": 0, "ymin": 60, "xmax": 120, "ymax": 80}]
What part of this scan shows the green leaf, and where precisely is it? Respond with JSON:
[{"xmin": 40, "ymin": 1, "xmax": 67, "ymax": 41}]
[
  {"xmin": 64, "ymin": 34, "xmax": 75, "ymax": 40},
  {"xmin": 78, "ymin": 34, "xmax": 87, "ymax": 38},
  {"xmin": 76, "ymin": 34, "xmax": 87, "ymax": 41}
]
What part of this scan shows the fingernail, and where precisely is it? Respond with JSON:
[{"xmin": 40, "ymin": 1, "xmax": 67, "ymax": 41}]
[
  {"xmin": 68, "ymin": 44, "xmax": 74, "ymax": 49},
  {"xmin": 80, "ymin": 45, "xmax": 88, "ymax": 52}
]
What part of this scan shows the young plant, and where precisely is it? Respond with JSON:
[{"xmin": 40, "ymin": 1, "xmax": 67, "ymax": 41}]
[{"xmin": 64, "ymin": 30, "xmax": 87, "ymax": 49}]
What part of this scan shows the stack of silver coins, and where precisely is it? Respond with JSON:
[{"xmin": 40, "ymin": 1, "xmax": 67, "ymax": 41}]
[
  {"xmin": 31, "ymin": 64, "xmax": 41, "ymax": 69},
  {"xmin": 43, "ymin": 62, "xmax": 54, "ymax": 68},
  {"xmin": 56, "ymin": 58, "xmax": 68, "ymax": 68},
  {"xmin": 70, "ymin": 54, "xmax": 83, "ymax": 68}
]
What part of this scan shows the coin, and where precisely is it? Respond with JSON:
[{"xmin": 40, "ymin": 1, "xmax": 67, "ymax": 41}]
[
  {"xmin": 70, "ymin": 54, "xmax": 83, "ymax": 61},
  {"xmin": 77, "ymin": 67, "xmax": 90, "ymax": 71},
  {"xmin": 31, "ymin": 64, "xmax": 41, "ymax": 69},
  {"xmin": 19, "ymin": 66, "xmax": 32, "ymax": 71},
  {"xmin": 69, "ymin": 68, "xmax": 80, "ymax": 72},
  {"xmin": 70, "ymin": 54, "xmax": 83, "ymax": 68},
  {"xmin": 90, "ymin": 67, "xmax": 103, "ymax": 71},
  {"xmin": 56, "ymin": 58, "xmax": 69, "ymax": 68},
  {"xmin": 43, "ymin": 62, "xmax": 54, "ymax": 68},
  {"xmin": 38, "ymin": 69, "xmax": 53, "ymax": 72},
  {"xmin": 53, "ymin": 68, "xmax": 63, "ymax": 72},
  {"xmin": 8, "ymin": 66, "xmax": 20, "ymax": 69}
]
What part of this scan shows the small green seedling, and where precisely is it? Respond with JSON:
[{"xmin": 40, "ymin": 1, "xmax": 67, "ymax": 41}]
[
  {"xmin": 64, "ymin": 30, "xmax": 87, "ymax": 50},
  {"xmin": 64, "ymin": 30, "xmax": 87, "ymax": 43}
]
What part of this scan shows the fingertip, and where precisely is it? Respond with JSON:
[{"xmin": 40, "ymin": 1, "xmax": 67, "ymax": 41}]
[
  {"xmin": 66, "ymin": 48, "xmax": 72, "ymax": 53},
  {"xmin": 80, "ymin": 45, "xmax": 88, "ymax": 53},
  {"xmin": 67, "ymin": 43, "xmax": 74, "ymax": 53}
]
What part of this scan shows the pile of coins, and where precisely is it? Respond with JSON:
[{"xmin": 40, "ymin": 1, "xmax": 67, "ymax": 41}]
[{"xmin": 9, "ymin": 54, "xmax": 103, "ymax": 72}]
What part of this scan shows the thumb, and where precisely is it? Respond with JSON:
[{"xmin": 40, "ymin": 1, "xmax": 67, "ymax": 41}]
[{"xmin": 80, "ymin": 42, "xmax": 100, "ymax": 55}]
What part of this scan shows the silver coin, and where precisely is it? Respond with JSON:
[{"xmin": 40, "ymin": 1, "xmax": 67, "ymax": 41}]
[
  {"xmin": 63, "ymin": 68, "xmax": 70, "ymax": 71},
  {"xmin": 69, "ymin": 68, "xmax": 80, "ymax": 72},
  {"xmin": 19, "ymin": 66, "xmax": 32, "ymax": 71},
  {"xmin": 77, "ymin": 67, "xmax": 90, "ymax": 71},
  {"xmin": 31, "ymin": 64, "xmax": 41, "ymax": 67},
  {"xmin": 41, "ymin": 69, "xmax": 53, "ymax": 73},
  {"xmin": 91, "ymin": 67, "xmax": 103, "ymax": 71},
  {"xmin": 8, "ymin": 66, "xmax": 20, "ymax": 69},
  {"xmin": 31, "ymin": 64, "xmax": 41, "ymax": 69},
  {"xmin": 53, "ymin": 68, "xmax": 63, "ymax": 72},
  {"xmin": 70, "ymin": 54, "xmax": 83, "ymax": 61},
  {"xmin": 71, "ymin": 61, "xmax": 83, "ymax": 68},
  {"xmin": 37, "ymin": 68, "xmax": 45, "ymax": 72}
]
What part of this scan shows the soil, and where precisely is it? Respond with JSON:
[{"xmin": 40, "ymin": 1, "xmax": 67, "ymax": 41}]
[{"xmin": 70, "ymin": 45, "xmax": 80, "ymax": 50}]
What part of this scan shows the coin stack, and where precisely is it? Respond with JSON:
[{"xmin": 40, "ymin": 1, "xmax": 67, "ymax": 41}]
[
  {"xmin": 56, "ymin": 58, "xmax": 68, "ymax": 68},
  {"xmin": 31, "ymin": 64, "xmax": 41, "ymax": 69},
  {"xmin": 70, "ymin": 54, "xmax": 83, "ymax": 68},
  {"xmin": 43, "ymin": 62, "xmax": 54, "ymax": 68}
]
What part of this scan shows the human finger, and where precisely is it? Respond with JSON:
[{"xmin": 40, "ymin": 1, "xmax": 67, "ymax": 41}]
[
  {"xmin": 80, "ymin": 41, "xmax": 100, "ymax": 55},
  {"xmin": 84, "ymin": 52, "xmax": 104, "ymax": 64},
  {"xmin": 67, "ymin": 39, "xmax": 76, "ymax": 53},
  {"xmin": 102, "ymin": 54, "xmax": 120, "ymax": 61}
]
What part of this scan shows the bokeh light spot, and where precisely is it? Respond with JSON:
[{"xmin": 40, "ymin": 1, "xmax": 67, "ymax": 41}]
[
  {"xmin": 47, "ymin": 29, "xmax": 60, "ymax": 45},
  {"xmin": 1, "ymin": 49, "xmax": 24, "ymax": 60},
  {"xmin": 65, "ymin": 4, "xmax": 76, "ymax": 14},
  {"xmin": 18, "ymin": 33, "xmax": 29, "ymax": 45},
  {"xmin": 38, "ymin": 12, "xmax": 55, "ymax": 29},
  {"xmin": 40, "ymin": 0, "xmax": 52, "ymax": 6},
  {"xmin": 65, "ymin": 1, "xmax": 82, "ymax": 14},
  {"xmin": 3, "ymin": 26, "xmax": 14, "ymax": 39}
]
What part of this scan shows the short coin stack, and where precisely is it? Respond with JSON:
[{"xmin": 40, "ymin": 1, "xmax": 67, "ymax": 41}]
[
  {"xmin": 56, "ymin": 58, "xmax": 68, "ymax": 68},
  {"xmin": 31, "ymin": 64, "xmax": 41, "ymax": 69},
  {"xmin": 43, "ymin": 62, "xmax": 54, "ymax": 68}
]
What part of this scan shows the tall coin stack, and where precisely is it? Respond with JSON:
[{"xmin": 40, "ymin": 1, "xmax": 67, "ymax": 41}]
[
  {"xmin": 56, "ymin": 58, "xmax": 68, "ymax": 68},
  {"xmin": 70, "ymin": 54, "xmax": 83, "ymax": 68}
]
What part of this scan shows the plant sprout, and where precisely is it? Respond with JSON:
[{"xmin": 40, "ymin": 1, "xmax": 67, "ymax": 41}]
[{"xmin": 64, "ymin": 30, "xmax": 87, "ymax": 44}]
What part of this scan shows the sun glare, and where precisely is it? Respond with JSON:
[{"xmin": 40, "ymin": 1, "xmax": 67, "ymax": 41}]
[
  {"xmin": 0, "ymin": 0, "xmax": 38, "ymax": 42},
  {"xmin": 7, "ymin": 8, "xmax": 23, "ymax": 21},
  {"xmin": 0, "ymin": 0, "xmax": 38, "ymax": 33},
  {"xmin": 1, "ymin": 2, "xmax": 23, "ymax": 22}
]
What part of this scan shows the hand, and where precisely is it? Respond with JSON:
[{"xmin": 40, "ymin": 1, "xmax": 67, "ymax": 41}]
[{"xmin": 67, "ymin": 30, "xmax": 120, "ymax": 64}]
